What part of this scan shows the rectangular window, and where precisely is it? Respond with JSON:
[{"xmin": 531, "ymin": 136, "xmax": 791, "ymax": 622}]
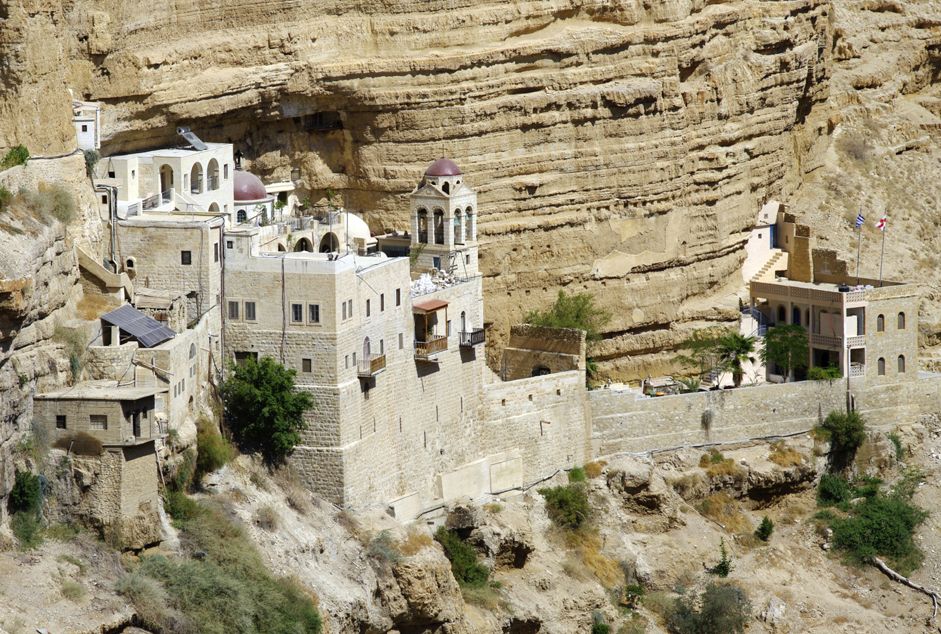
[
  {"xmin": 228, "ymin": 301, "xmax": 239, "ymax": 320},
  {"xmin": 181, "ymin": 250, "xmax": 192, "ymax": 265},
  {"xmin": 213, "ymin": 243, "xmax": 219, "ymax": 262},
  {"xmin": 81, "ymin": 124, "xmax": 88, "ymax": 132},
  {"xmin": 446, "ymin": 320, "xmax": 452, "ymax": 336},
  {"xmin": 366, "ymin": 299, "xmax": 371, "ymax": 317},
  {"xmin": 108, "ymin": 169, "xmax": 115, "ymax": 178},
  {"xmin": 89, "ymin": 414, "xmax": 108, "ymax": 430},
  {"xmin": 432, "ymin": 256, "xmax": 441, "ymax": 270},
  {"xmin": 465, "ymin": 254, "xmax": 470, "ymax": 265},
  {"xmin": 291, "ymin": 303, "xmax": 303, "ymax": 323},
  {"xmin": 302, "ymin": 358, "xmax": 312, "ymax": 373},
  {"xmin": 56, "ymin": 415, "xmax": 67, "ymax": 430},
  {"xmin": 396, "ymin": 288, "xmax": 401, "ymax": 306},
  {"xmin": 101, "ymin": 194, "xmax": 107, "ymax": 204},
  {"xmin": 244, "ymin": 301, "xmax": 256, "ymax": 321},
  {"xmin": 344, "ymin": 354, "xmax": 349, "ymax": 369},
  {"xmin": 342, "ymin": 302, "xmax": 347, "ymax": 320},
  {"xmin": 398, "ymin": 333, "xmax": 403, "ymax": 350},
  {"xmin": 380, "ymin": 339, "xmax": 384, "ymax": 354},
  {"xmin": 352, "ymin": 352, "xmax": 357, "ymax": 365},
  {"xmin": 308, "ymin": 304, "xmax": 320, "ymax": 323},
  {"xmin": 224, "ymin": 164, "xmax": 229, "ymax": 179},
  {"xmin": 380, "ymin": 294, "xmax": 385, "ymax": 311},
  {"xmin": 226, "ymin": 240, "xmax": 234, "ymax": 249},
  {"xmin": 234, "ymin": 351, "xmax": 257, "ymax": 366},
  {"xmin": 347, "ymin": 299, "xmax": 353, "ymax": 317}
]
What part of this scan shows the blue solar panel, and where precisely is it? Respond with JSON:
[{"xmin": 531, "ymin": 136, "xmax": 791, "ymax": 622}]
[{"xmin": 101, "ymin": 304, "xmax": 176, "ymax": 348}]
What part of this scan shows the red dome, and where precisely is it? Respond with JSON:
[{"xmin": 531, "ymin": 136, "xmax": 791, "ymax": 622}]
[
  {"xmin": 425, "ymin": 158, "xmax": 462, "ymax": 177},
  {"xmin": 233, "ymin": 170, "xmax": 268, "ymax": 201}
]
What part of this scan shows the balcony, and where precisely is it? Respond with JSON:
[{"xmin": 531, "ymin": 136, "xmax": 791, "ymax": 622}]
[
  {"xmin": 358, "ymin": 354, "xmax": 386, "ymax": 378},
  {"xmin": 459, "ymin": 328, "xmax": 485, "ymax": 348},
  {"xmin": 810, "ymin": 333, "xmax": 842, "ymax": 349},
  {"xmin": 849, "ymin": 363, "xmax": 865, "ymax": 378},
  {"xmin": 415, "ymin": 335, "xmax": 447, "ymax": 361}
]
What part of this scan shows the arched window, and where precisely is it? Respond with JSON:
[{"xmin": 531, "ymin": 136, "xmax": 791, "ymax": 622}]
[
  {"xmin": 454, "ymin": 209, "xmax": 463, "ymax": 244},
  {"xmin": 433, "ymin": 209, "xmax": 445, "ymax": 245},
  {"xmin": 126, "ymin": 258, "xmax": 135, "ymax": 269},
  {"xmin": 898, "ymin": 312, "xmax": 906, "ymax": 329},
  {"xmin": 237, "ymin": 209, "xmax": 247, "ymax": 224},
  {"xmin": 363, "ymin": 337, "xmax": 370, "ymax": 360},
  {"xmin": 777, "ymin": 305, "xmax": 786, "ymax": 324},
  {"xmin": 878, "ymin": 357, "xmax": 886, "ymax": 376},
  {"xmin": 792, "ymin": 306, "xmax": 801, "ymax": 326},
  {"xmin": 442, "ymin": 181, "xmax": 450, "ymax": 194},
  {"xmin": 190, "ymin": 163, "xmax": 203, "ymax": 194},
  {"xmin": 318, "ymin": 233, "xmax": 338, "ymax": 253},
  {"xmin": 295, "ymin": 237, "xmax": 313, "ymax": 252},
  {"xmin": 207, "ymin": 159, "xmax": 219, "ymax": 190},
  {"xmin": 417, "ymin": 209, "xmax": 428, "ymax": 243},
  {"xmin": 460, "ymin": 311, "xmax": 467, "ymax": 333},
  {"xmin": 877, "ymin": 314, "xmax": 885, "ymax": 332},
  {"xmin": 466, "ymin": 206, "xmax": 475, "ymax": 241},
  {"xmin": 898, "ymin": 355, "xmax": 906, "ymax": 373},
  {"xmin": 189, "ymin": 343, "xmax": 197, "ymax": 360}
]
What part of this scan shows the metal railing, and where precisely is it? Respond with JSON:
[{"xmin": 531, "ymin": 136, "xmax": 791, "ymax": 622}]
[
  {"xmin": 126, "ymin": 202, "xmax": 140, "ymax": 217},
  {"xmin": 358, "ymin": 353, "xmax": 386, "ymax": 377},
  {"xmin": 142, "ymin": 189, "xmax": 172, "ymax": 210},
  {"xmin": 415, "ymin": 335, "xmax": 447, "ymax": 360},
  {"xmin": 459, "ymin": 328, "xmax": 485, "ymax": 347},
  {"xmin": 207, "ymin": 175, "xmax": 219, "ymax": 191}
]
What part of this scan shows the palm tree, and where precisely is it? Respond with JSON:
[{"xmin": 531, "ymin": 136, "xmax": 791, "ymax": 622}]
[{"xmin": 716, "ymin": 333, "xmax": 756, "ymax": 388}]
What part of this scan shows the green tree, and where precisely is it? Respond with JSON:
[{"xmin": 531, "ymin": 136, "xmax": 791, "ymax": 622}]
[
  {"xmin": 524, "ymin": 290, "xmax": 611, "ymax": 342},
  {"xmin": 220, "ymin": 356, "xmax": 313, "ymax": 464},
  {"xmin": 818, "ymin": 411, "xmax": 866, "ymax": 471},
  {"xmin": 715, "ymin": 333, "xmax": 756, "ymax": 388},
  {"xmin": 676, "ymin": 327, "xmax": 725, "ymax": 381},
  {"xmin": 760, "ymin": 324, "xmax": 808, "ymax": 381},
  {"xmin": 668, "ymin": 583, "xmax": 751, "ymax": 634}
]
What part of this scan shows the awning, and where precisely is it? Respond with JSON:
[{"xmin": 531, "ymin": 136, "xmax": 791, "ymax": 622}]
[
  {"xmin": 101, "ymin": 304, "xmax": 176, "ymax": 348},
  {"xmin": 412, "ymin": 298, "xmax": 449, "ymax": 314}
]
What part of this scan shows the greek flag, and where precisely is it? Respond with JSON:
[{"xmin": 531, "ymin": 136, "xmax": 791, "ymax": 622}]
[{"xmin": 855, "ymin": 213, "xmax": 865, "ymax": 229}]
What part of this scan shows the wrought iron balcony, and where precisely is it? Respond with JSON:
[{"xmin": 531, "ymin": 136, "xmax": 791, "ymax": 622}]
[
  {"xmin": 358, "ymin": 354, "xmax": 386, "ymax": 378},
  {"xmin": 459, "ymin": 328, "xmax": 485, "ymax": 347},
  {"xmin": 414, "ymin": 335, "xmax": 447, "ymax": 360}
]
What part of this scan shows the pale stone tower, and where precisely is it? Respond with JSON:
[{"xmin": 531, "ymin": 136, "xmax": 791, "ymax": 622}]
[{"xmin": 410, "ymin": 158, "xmax": 479, "ymax": 278}]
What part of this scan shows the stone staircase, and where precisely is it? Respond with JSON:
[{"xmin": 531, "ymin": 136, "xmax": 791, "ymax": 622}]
[{"xmin": 750, "ymin": 249, "xmax": 787, "ymax": 284}]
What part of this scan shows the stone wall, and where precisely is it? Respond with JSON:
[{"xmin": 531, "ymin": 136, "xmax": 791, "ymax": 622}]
[
  {"xmin": 591, "ymin": 375, "xmax": 941, "ymax": 456},
  {"xmin": 501, "ymin": 324, "xmax": 586, "ymax": 381}
]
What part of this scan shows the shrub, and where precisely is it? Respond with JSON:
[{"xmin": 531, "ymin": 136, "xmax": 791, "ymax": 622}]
[
  {"xmin": 524, "ymin": 290, "xmax": 611, "ymax": 342},
  {"xmin": 584, "ymin": 461, "xmax": 606, "ymax": 479},
  {"xmin": 697, "ymin": 493, "xmax": 750, "ymax": 533},
  {"xmin": 755, "ymin": 516, "xmax": 774, "ymax": 542},
  {"xmin": 808, "ymin": 365, "xmax": 841, "ymax": 380},
  {"xmin": 434, "ymin": 527, "xmax": 490, "ymax": 588},
  {"xmin": 591, "ymin": 621, "xmax": 611, "ymax": 634},
  {"xmin": 817, "ymin": 474, "xmax": 851, "ymax": 506},
  {"xmin": 539, "ymin": 483, "xmax": 590, "ymax": 530},
  {"xmin": 667, "ymin": 582, "xmax": 751, "ymax": 634},
  {"xmin": 8, "ymin": 470, "xmax": 41, "ymax": 514},
  {"xmin": 254, "ymin": 505, "xmax": 279, "ymax": 531},
  {"xmin": 20, "ymin": 183, "xmax": 76, "ymax": 224},
  {"xmin": 0, "ymin": 186, "xmax": 11, "ymax": 212},
  {"xmin": 706, "ymin": 539, "xmax": 733, "ymax": 577},
  {"xmin": 53, "ymin": 324, "xmax": 86, "ymax": 381},
  {"xmin": 220, "ymin": 356, "xmax": 313, "ymax": 463},
  {"xmin": 830, "ymin": 492, "xmax": 927, "ymax": 574},
  {"xmin": 194, "ymin": 417, "xmax": 233, "ymax": 484},
  {"xmin": 60, "ymin": 579, "xmax": 86, "ymax": 601},
  {"xmin": 568, "ymin": 466, "xmax": 587, "ymax": 483},
  {"xmin": 1, "ymin": 145, "xmax": 29, "ymax": 169},
  {"xmin": 768, "ymin": 441, "xmax": 803, "ymax": 467},
  {"xmin": 817, "ymin": 411, "xmax": 866, "ymax": 470},
  {"xmin": 699, "ymin": 448, "xmax": 724, "ymax": 467},
  {"xmin": 888, "ymin": 432, "xmax": 904, "ymax": 461},
  {"xmin": 11, "ymin": 512, "xmax": 43, "ymax": 549},
  {"xmin": 83, "ymin": 149, "xmax": 99, "ymax": 178},
  {"xmin": 116, "ymin": 572, "xmax": 188, "ymax": 632},
  {"xmin": 164, "ymin": 489, "xmax": 201, "ymax": 522},
  {"xmin": 367, "ymin": 530, "xmax": 402, "ymax": 565},
  {"xmin": 398, "ymin": 528, "xmax": 433, "ymax": 556},
  {"xmin": 52, "ymin": 431, "xmax": 103, "ymax": 456}
]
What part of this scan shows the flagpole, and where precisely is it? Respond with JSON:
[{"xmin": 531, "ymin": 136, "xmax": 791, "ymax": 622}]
[
  {"xmin": 855, "ymin": 222, "xmax": 862, "ymax": 286},
  {"xmin": 878, "ymin": 219, "xmax": 887, "ymax": 287}
]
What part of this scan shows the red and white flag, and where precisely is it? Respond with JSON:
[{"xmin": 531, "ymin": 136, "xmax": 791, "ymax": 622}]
[{"xmin": 876, "ymin": 215, "xmax": 888, "ymax": 231}]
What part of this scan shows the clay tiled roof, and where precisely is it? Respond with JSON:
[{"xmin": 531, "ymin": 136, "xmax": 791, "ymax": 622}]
[{"xmin": 412, "ymin": 298, "xmax": 449, "ymax": 313}]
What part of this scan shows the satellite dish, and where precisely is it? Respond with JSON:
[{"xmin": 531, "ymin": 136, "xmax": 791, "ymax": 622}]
[{"xmin": 176, "ymin": 126, "xmax": 208, "ymax": 151}]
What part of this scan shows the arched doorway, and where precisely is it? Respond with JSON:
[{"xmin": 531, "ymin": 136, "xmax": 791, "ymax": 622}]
[
  {"xmin": 159, "ymin": 165, "xmax": 174, "ymax": 195},
  {"xmin": 294, "ymin": 237, "xmax": 313, "ymax": 252},
  {"xmin": 276, "ymin": 242, "xmax": 287, "ymax": 252},
  {"xmin": 417, "ymin": 209, "xmax": 428, "ymax": 243},
  {"xmin": 433, "ymin": 210, "xmax": 444, "ymax": 245},
  {"xmin": 190, "ymin": 163, "xmax": 203, "ymax": 194},
  {"xmin": 319, "ymin": 233, "xmax": 339, "ymax": 253},
  {"xmin": 207, "ymin": 159, "xmax": 219, "ymax": 190},
  {"xmin": 460, "ymin": 311, "xmax": 466, "ymax": 333},
  {"xmin": 208, "ymin": 202, "xmax": 219, "ymax": 212}
]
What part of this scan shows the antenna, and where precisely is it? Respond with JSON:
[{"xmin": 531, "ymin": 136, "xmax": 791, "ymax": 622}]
[{"xmin": 176, "ymin": 126, "xmax": 208, "ymax": 151}]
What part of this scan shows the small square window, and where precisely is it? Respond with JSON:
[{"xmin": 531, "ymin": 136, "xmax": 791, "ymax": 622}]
[
  {"xmin": 244, "ymin": 301, "xmax": 256, "ymax": 321},
  {"xmin": 100, "ymin": 194, "xmax": 107, "ymax": 204},
  {"xmin": 291, "ymin": 303, "xmax": 303, "ymax": 323},
  {"xmin": 56, "ymin": 415, "xmax": 66, "ymax": 430},
  {"xmin": 90, "ymin": 414, "xmax": 108, "ymax": 430},
  {"xmin": 396, "ymin": 288, "xmax": 401, "ymax": 306},
  {"xmin": 81, "ymin": 124, "xmax": 88, "ymax": 132},
  {"xmin": 308, "ymin": 304, "xmax": 320, "ymax": 323},
  {"xmin": 181, "ymin": 250, "xmax": 192, "ymax": 265},
  {"xmin": 302, "ymin": 358, "xmax": 312, "ymax": 373},
  {"xmin": 226, "ymin": 240, "xmax": 234, "ymax": 249},
  {"xmin": 433, "ymin": 256, "xmax": 441, "ymax": 270},
  {"xmin": 228, "ymin": 301, "xmax": 239, "ymax": 320},
  {"xmin": 107, "ymin": 170, "xmax": 115, "ymax": 178}
]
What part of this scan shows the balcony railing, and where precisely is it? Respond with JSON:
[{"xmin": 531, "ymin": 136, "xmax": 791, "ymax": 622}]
[
  {"xmin": 415, "ymin": 335, "xmax": 447, "ymax": 360},
  {"xmin": 846, "ymin": 335, "xmax": 865, "ymax": 348},
  {"xmin": 810, "ymin": 333, "xmax": 842, "ymax": 348},
  {"xmin": 849, "ymin": 363, "xmax": 865, "ymax": 378},
  {"xmin": 459, "ymin": 328, "xmax": 485, "ymax": 347},
  {"xmin": 358, "ymin": 353, "xmax": 386, "ymax": 378}
]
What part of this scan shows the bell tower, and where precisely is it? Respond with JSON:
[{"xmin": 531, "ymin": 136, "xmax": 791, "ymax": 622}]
[{"xmin": 409, "ymin": 158, "xmax": 478, "ymax": 278}]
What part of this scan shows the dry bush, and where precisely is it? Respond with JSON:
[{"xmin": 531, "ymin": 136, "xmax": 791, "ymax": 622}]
[
  {"xmin": 398, "ymin": 528, "xmax": 433, "ymax": 556},
  {"xmin": 671, "ymin": 473, "xmax": 708, "ymax": 500},
  {"xmin": 563, "ymin": 529, "xmax": 623, "ymax": 588},
  {"xmin": 52, "ymin": 432, "xmax": 103, "ymax": 456},
  {"xmin": 697, "ymin": 493, "xmax": 751, "ymax": 534},
  {"xmin": 768, "ymin": 441, "xmax": 804, "ymax": 467},
  {"xmin": 75, "ymin": 292, "xmax": 116, "ymax": 321},
  {"xmin": 483, "ymin": 502, "xmax": 503, "ymax": 513},
  {"xmin": 837, "ymin": 133, "xmax": 873, "ymax": 165},
  {"xmin": 271, "ymin": 466, "xmax": 313, "ymax": 514},
  {"xmin": 705, "ymin": 458, "xmax": 744, "ymax": 479},
  {"xmin": 461, "ymin": 584, "xmax": 503, "ymax": 610},
  {"xmin": 584, "ymin": 460, "xmax": 607, "ymax": 479},
  {"xmin": 60, "ymin": 578, "xmax": 85, "ymax": 602},
  {"xmin": 254, "ymin": 505, "xmax": 279, "ymax": 531}
]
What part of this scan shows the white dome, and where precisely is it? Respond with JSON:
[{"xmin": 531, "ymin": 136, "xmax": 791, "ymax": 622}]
[{"xmin": 339, "ymin": 212, "xmax": 371, "ymax": 242}]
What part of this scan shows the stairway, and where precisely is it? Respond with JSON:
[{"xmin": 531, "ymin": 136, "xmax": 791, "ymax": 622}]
[{"xmin": 750, "ymin": 249, "xmax": 787, "ymax": 284}]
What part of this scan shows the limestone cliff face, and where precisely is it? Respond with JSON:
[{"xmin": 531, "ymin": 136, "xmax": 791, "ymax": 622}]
[{"xmin": 30, "ymin": 0, "xmax": 830, "ymax": 379}]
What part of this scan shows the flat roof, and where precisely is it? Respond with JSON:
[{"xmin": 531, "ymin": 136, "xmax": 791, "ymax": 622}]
[
  {"xmin": 35, "ymin": 381, "xmax": 168, "ymax": 402},
  {"xmin": 413, "ymin": 298, "xmax": 449, "ymax": 313},
  {"xmin": 109, "ymin": 142, "xmax": 230, "ymax": 160}
]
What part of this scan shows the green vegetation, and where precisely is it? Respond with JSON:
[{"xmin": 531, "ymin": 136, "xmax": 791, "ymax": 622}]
[
  {"xmin": 539, "ymin": 483, "xmax": 591, "ymax": 530},
  {"xmin": 808, "ymin": 365, "xmax": 842, "ymax": 380},
  {"xmin": 698, "ymin": 448, "xmax": 725, "ymax": 467},
  {"xmin": 755, "ymin": 516, "xmax": 774, "ymax": 542},
  {"xmin": 524, "ymin": 290, "xmax": 611, "ymax": 342},
  {"xmin": 816, "ymin": 411, "xmax": 866, "ymax": 471},
  {"xmin": 194, "ymin": 416, "xmax": 234, "ymax": 485},
  {"xmin": 60, "ymin": 578, "xmax": 86, "ymax": 601},
  {"xmin": 760, "ymin": 324, "xmax": 808, "ymax": 381},
  {"xmin": 666, "ymin": 583, "xmax": 751, "ymax": 634},
  {"xmin": 677, "ymin": 329, "xmax": 755, "ymax": 387},
  {"xmin": 220, "ymin": 356, "xmax": 313, "ymax": 463},
  {"xmin": 8, "ymin": 470, "xmax": 43, "ymax": 549},
  {"xmin": 568, "ymin": 466, "xmax": 587, "ymax": 483},
  {"xmin": 706, "ymin": 539, "xmax": 733, "ymax": 577},
  {"xmin": 591, "ymin": 614, "xmax": 611, "ymax": 634},
  {"xmin": 134, "ymin": 495, "xmax": 322, "ymax": 633},
  {"xmin": 1, "ymin": 145, "xmax": 29, "ymax": 169},
  {"xmin": 0, "ymin": 186, "xmax": 11, "ymax": 212},
  {"xmin": 888, "ymin": 432, "xmax": 904, "ymax": 461},
  {"xmin": 435, "ymin": 527, "xmax": 490, "ymax": 588},
  {"xmin": 83, "ymin": 149, "xmax": 99, "ymax": 178},
  {"xmin": 715, "ymin": 333, "xmax": 756, "ymax": 388},
  {"xmin": 52, "ymin": 431, "xmax": 103, "ymax": 456},
  {"xmin": 20, "ymin": 183, "xmax": 76, "ymax": 223},
  {"xmin": 53, "ymin": 324, "xmax": 86, "ymax": 381}
]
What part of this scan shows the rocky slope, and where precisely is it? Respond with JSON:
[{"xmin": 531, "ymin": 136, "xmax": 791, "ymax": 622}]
[{"xmin": 0, "ymin": 0, "xmax": 838, "ymax": 378}]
